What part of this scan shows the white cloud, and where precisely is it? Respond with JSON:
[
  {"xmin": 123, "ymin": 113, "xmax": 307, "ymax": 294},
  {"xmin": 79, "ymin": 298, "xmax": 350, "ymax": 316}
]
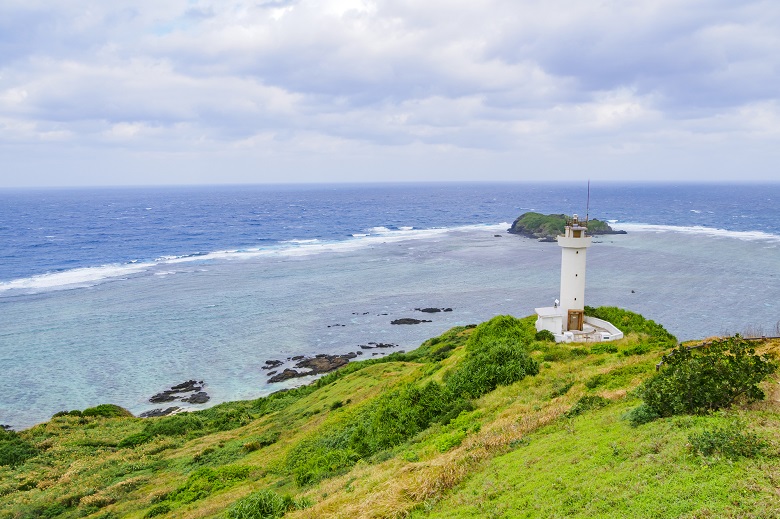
[{"xmin": 1, "ymin": 0, "xmax": 779, "ymax": 185}]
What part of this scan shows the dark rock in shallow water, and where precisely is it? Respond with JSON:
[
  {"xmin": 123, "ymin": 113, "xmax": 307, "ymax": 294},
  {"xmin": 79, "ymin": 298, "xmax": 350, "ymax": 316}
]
[
  {"xmin": 291, "ymin": 355, "xmax": 304, "ymax": 361},
  {"xmin": 262, "ymin": 360, "xmax": 283, "ymax": 370},
  {"xmin": 267, "ymin": 370, "xmax": 278, "ymax": 376},
  {"xmin": 149, "ymin": 393, "xmax": 177, "ymax": 404},
  {"xmin": 359, "ymin": 342, "xmax": 396, "ymax": 349},
  {"xmin": 181, "ymin": 392, "xmax": 210, "ymax": 404},
  {"xmin": 170, "ymin": 380, "xmax": 201, "ymax": 392},
  {"xmin": 415, "ymin": 307, "xmax": 453, "ymax": 314},
  {"xmin": 268, "ymin": 353, "xmax": 353, "ymax": 383},
  {"xmin": 1, "ymin": 424, "xmax": 12, "ymax": 431},
  {"xmin": 268, "ymin": 369, "xmax": 304, "ymax": 383},
  {"xmin": 494, "ymin": 234, "xmax": 502, "ymax": 237},
  {"xmin": 296, "ymin": 355, "xmax": 349, "ymax": 373},
  {"xmin": 140, "ymin": 407, "xmax": 180, "ymax": 418},
  {"xmin": 391, "ymin": 318, "xmax": 432, "ymax": 325},
  {"xmin": 149, "ymin": 380, "xmax": 204, "ymax": 403}
]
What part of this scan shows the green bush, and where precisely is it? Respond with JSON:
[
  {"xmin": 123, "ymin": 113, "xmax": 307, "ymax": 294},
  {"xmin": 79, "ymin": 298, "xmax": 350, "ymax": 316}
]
[
  {"xmin": 225, "ymin": 489, "xmax": 312, "ymax": 519},
  {"xmin": 144, "ymin": 503, "xmax": 171, "ymax": 518},
  {"xmin": 585, "ymin": 306, "xmax": 676, "ymax": 345},
  {"xmin": 565, "ymin": 396, "xmax": 610, "ymax": 418},
  {"xmin": 640, "ymin": 336, "xmax": 777, "ymax": 416},
  {"xmin": 549, "ymin": 379, "xmax": 574, "ymax": 399},
  {"xmin": 117, "ymin": 432, "xmax": 152, "ymax": 449},
  {"xmin": 286, "ymin": 316, "xmax": 540, "ymax": 486},
  {"xmin": 446, "ymin": 339, "xmax": 539, "ymax": 399},
  {"xmin": 535, "ymin": 329, "xmax": 556, "ymax": 342},
  {"xmin": 167, "ymin": 466, "xmax": 251, "ymax": 504},
  {"xmin": 624, "ymin": 403, "xmax": 660, "ymax": 427},
  {"xmin": 436, "ymin": 430, "xmax": 467, "ymax": 452},
  {"xmin": 0, "ymin": 429, "xmax": 38, "ymax": 467},
  {"xmin": 465, "ymin": 315, "xmax": 535, "ymax": 352},
  {"xmin": 689, "ymin": 422, "xmax": 768, "ymax": 460},
  {"xmin": 286, "ymin": 381, "xmax": 464, "ymax": 485},
  {"xmin": 52, "ymin": 410, "xmax": 83, "ymax": 418},
  {"xmin": 591, "ymin": 343, "xmax": 618, "ymax": 354},
  {"xmin": 82, "ymin": 404, "xmax": 132, "ymax": 418}
]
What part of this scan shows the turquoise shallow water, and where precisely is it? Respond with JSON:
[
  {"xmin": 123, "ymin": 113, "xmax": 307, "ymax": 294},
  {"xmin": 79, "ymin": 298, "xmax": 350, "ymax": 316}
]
[
  {"xmin": 1, "ymin": 224, "xmax": 778, "ymax": 429},
  {"xmin": 1, "ymin": 183, "xmax": 779, "ymax": 429}
]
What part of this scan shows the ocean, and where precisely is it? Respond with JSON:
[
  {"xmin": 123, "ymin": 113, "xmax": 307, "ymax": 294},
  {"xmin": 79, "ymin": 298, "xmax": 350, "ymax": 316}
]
[{"xmin": 1, "ymin": 183, "xmax": 779, "ymax": 429}]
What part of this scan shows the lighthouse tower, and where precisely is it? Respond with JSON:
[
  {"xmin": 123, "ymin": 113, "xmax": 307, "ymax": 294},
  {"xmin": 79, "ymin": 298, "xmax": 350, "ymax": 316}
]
[
  {"xmin": 558, "ymin": 214, "xmax": 591, "ymax": 332},
  {"xmin": 534, "ymin": 212, "xmax": 623, "ymax": 343}
]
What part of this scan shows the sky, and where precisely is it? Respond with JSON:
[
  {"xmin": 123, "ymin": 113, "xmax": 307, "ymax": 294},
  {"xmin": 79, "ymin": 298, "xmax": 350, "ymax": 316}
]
[{"xmin": 1, "ymin": 0, "xmax": 779, "ymax": 187}]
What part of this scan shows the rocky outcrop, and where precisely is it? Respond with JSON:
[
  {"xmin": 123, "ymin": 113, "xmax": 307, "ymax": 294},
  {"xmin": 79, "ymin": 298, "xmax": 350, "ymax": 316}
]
[
  {"xmin": 391, "ymin": 318, "xmax": 432, "ymax": 325},
  {"xmin": 508, "ymin": 212, "xmax": 626, "ymax": 241},
  {"xmin": 149, "ymin": 380, "xmax": 208, "ymax": 405},
  {"xmin": 267, "ymin": 353, "xmax": 356, "ymax": 383},
  {"xmin": 140, "ymin": 407, "xmax": 181, "ymax": 418},
  {"xmin": 415, "ymin": 307, "xmax": 453, "ymax": 313},
  {"xmin": 181, "ymin": 392, "xmax": 210, "ymax": 404}
]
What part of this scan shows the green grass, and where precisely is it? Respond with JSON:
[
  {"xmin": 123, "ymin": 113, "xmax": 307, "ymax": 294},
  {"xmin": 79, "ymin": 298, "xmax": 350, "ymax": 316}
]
[
  {"xmin": 1, "ymin": 308, "xmax": 779, "ymax": 519},
  {"xmin": 416, "ymin": 404, "xmax": 780, "ymax": 518}
]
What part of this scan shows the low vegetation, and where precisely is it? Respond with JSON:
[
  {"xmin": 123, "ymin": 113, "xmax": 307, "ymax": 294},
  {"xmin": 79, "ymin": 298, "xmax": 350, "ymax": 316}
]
[
  {"xmin": 508, "ymin": 212, "xmax": 619, "ymax": 240},
  {"xmin": 2, "ymin": 308, "xmax": 780, "ymax": 519}
]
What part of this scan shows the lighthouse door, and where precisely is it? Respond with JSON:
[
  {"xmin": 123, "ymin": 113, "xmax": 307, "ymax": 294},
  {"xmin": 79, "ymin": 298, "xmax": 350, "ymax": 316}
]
[{"xmin": 567, "ymin": 310, "xmax": 584, "ymax": 331}]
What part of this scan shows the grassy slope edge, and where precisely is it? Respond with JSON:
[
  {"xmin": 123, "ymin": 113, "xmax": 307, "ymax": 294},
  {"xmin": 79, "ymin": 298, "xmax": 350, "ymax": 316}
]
[{"xmin": 2, "ymin": 309, "xmax": 780, "ymax": 519}]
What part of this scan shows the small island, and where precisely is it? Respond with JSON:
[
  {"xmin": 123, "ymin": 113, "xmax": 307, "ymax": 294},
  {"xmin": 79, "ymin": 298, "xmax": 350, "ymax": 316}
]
[{"xmin": 508, "ymin": 212, "xmax": 626, "ymax": 241}]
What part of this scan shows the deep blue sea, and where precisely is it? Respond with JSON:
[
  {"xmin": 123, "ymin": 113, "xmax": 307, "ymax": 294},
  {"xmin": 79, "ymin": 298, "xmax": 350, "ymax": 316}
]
[{"xmin": 1, "ymin": 183, "xmax": 779, "ymax": 429}]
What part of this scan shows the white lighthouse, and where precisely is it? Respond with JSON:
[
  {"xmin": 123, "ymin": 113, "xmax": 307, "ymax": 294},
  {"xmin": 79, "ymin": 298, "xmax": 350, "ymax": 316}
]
[
  {"xmin": 558, "ymin": 214, "xmax": 590, "ymax": 332},
  {"xmin": 534, "ymin": 214, "xmax": 623, "ymax": 343}
]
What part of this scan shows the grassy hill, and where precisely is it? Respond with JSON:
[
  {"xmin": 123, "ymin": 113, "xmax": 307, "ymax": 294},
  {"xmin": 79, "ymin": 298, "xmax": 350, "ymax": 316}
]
[{"xmin": 2, "ymin": 309, "xmax": 780, "ymax": 519}]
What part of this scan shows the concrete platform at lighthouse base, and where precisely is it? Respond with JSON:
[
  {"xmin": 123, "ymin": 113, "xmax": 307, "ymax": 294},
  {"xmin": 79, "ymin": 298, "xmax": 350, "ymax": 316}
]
[{"xmin": 534, "ymin": 309, "xmax": 624, "ymax": 343}]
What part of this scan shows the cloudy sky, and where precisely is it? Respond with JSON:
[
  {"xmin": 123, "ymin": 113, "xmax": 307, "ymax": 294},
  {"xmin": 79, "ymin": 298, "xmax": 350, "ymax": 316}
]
[{"xmin": 1, "ymin": 0, "xmax": 779, "ymax": 187}]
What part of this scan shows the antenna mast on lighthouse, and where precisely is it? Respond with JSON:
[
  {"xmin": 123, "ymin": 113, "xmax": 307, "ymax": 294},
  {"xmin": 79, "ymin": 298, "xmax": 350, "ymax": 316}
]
[{"xmin": 585, "ymin": 180, "xmax": 590, "ymax": 225}]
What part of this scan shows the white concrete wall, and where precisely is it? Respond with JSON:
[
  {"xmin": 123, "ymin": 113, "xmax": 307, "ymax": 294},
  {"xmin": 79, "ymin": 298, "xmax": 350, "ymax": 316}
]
[{"xmin": 584, "ymin": 316, "xmax": 625, "ymax": 340}]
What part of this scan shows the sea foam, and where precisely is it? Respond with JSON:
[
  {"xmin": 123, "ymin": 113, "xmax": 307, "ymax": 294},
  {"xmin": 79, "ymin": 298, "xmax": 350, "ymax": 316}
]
[
  {"xmin": 0, "ymin": 222, "xmax": 509, "ymax": 296},
  {"xmin": 614, "ymin": 223, "xmax": 780, "ymax": 243}
]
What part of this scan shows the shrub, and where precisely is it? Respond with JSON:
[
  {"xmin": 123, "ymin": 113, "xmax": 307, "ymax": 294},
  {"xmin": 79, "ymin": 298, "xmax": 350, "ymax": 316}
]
[
  {"xmin": 117, "ymin": 432, "xmax": 152, "ymax": 449},
  {"xmin": 225, "ymin": 489, "xmax": 287, "ymax": 519},
  {"xmin": 465, "ymin": 315, "xmax": 535, "ymax": 352},
  {"xmin": 0, "ymin": 429, "xmax": 38, "ymax": 467},
  {"xmin": 565, "ymin": 396, "xmax": 610, "ymax": 418},
  {"xmin": 584, "ymin": 306, "xmax": 676, "ymax": 344},
  {"xmin": 640, "ymin": 336, "xmax": 777, "ymax": 416},
  {"xmin": 549, "ymin": 379, "xmax": 574, "ymax": 398},
  {"xmin": 225, "ymin": 489, "xmax": 312, "ymax": 519},
  {"xmin": 167, "ymin": 466, "xmax": 251, "ymax": 504},
  {"xmin": 446, "ymin": 339, "xmax": 539, "ymax": 399},
  {"xmin": 624, "ymin": 404, "xmax": 660, "ymax": 427},
  {"xmin": 52, "ymin": 410, "xmax": 83, "ymax": 418},
  {"xmin": 436, "ymin": 430, "xmax": 467, "ymax": 452},
  {"xmin": 81, "ymin": 404, "xmax": 132, "ymax": 418},
  {"xmin": 689, "ymin": 422, "xmax": 768, "ymax": 459},
  {"xmin": 535, "ymin": 329, "xmax": 556, "ymax": 342},
  {"xmin": 591, "ymin": 343, "xmax": 618, "ymax": 354},
  {"xmin": 286, "ymin": 381, "xmax": 464, "ymax": 485},
  {"xmin": 144, "ymin": 503, "xmax": 171, "ymax": 518}
]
